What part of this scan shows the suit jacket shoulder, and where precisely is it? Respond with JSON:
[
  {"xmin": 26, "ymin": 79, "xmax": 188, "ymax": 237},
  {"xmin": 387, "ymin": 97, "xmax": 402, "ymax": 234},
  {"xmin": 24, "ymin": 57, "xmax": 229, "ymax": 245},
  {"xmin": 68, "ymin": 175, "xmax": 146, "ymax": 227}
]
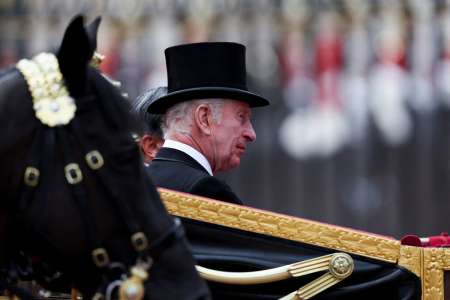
[
  {"xmin": 190, "ymin": 176, "xmax": 242, "ymax": 204},
  {"xmin": 147, "ymin": 148, "xmax": 243, "ymax": 205}
]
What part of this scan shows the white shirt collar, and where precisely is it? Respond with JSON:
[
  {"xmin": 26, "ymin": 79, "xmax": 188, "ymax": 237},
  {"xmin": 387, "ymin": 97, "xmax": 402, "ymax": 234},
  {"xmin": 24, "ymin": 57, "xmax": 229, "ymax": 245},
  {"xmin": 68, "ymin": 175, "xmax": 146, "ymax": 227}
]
[{"xmin": 162, "ymin": 139, "xmax": 213, "ymax": 176}]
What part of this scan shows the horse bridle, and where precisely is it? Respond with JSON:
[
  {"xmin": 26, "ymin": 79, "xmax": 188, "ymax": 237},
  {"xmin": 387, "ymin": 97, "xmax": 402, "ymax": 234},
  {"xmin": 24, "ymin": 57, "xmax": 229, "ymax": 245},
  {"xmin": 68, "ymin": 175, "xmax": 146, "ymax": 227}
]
[{"xmin": 14, "ymin": 52, "xmax": 184, "ymax": 300}]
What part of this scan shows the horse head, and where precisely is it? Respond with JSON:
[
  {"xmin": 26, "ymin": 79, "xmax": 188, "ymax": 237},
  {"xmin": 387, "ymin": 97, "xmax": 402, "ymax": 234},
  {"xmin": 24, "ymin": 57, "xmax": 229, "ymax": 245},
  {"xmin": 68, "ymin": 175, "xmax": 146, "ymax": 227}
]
[{"xmin": 0, "ymin": 15, "xmax": 209, "ymax": 300}]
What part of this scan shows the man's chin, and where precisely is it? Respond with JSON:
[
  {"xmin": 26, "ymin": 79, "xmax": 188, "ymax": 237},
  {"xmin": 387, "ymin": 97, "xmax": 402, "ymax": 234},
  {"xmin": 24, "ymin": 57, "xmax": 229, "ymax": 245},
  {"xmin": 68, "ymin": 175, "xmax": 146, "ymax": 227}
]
[
  {"xmin": 221, "ymin": 158, "xmax": 241, "ymax": 172},
  {"xmin": 230, "ymin": 158, "xmax": 241, "ymax": 169}
]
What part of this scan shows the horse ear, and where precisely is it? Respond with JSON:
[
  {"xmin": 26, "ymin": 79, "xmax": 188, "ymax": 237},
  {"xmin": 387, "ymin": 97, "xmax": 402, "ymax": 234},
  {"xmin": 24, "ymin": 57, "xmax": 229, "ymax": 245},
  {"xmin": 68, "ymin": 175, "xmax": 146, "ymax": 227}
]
[
  {"xmin": 86, "ymin": 16, "xmax": 101, "ymax": 52},
  {"xmin": 57, "ymin": 15, "xmax": 94, "ymax": 97}
]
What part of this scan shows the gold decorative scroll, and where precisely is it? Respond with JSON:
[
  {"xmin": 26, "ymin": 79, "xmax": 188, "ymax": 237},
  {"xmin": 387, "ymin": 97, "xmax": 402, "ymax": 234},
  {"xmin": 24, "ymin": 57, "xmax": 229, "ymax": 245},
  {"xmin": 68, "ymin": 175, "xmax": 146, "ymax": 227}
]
[
  {"xmin": 197, "ymin": 253, "xmax": 354, "ymax": 300},
  {"xmin": 281, "ymin": 254, "xmax": 354, "ymax": 300},
  {"xmin": 287, "ymin": 272, "xmax": 344, "ymax": 300},
  {"xmin": 159, "ymin": 188, "xmax": 400, "ymax": 263}
]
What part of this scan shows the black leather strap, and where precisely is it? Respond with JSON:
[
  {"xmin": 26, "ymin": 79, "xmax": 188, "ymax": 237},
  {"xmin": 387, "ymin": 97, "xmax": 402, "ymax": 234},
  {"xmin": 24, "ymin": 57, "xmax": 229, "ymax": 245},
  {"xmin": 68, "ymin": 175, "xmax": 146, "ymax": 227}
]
[
  {"xmin": 56, "ymin": 127, "xmax": 102, "ymax": 252},
  {"xmin": 18, "ymin": 129, "xmax": 43, "ymax": 211},
  {"xmin": 69, "ymin": 118, "xmax": 142, "ymax": 238},
  {"xmin": 14, "ymin": 102, "xmax": 186, "ymax": 292},
  {"xmin": 69, "ymin": 118, "xmax": 185, "ymax": 258}
]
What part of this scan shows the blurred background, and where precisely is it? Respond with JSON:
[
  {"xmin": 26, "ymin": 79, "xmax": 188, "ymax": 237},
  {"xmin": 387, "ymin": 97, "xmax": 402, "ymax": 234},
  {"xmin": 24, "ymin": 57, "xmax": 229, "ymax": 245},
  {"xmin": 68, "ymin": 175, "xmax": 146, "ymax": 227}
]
[{"xmin": 1, "ymin": 0, "xmax": 449, "ymax": 239}]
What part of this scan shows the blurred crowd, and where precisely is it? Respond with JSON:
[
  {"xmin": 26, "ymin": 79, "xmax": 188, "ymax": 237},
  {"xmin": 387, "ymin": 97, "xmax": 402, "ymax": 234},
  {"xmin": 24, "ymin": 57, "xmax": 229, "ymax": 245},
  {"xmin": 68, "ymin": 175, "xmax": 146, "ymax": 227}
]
[{"xmin": 1, "ymin": 0, "xmax": 450, "ymax": 238}]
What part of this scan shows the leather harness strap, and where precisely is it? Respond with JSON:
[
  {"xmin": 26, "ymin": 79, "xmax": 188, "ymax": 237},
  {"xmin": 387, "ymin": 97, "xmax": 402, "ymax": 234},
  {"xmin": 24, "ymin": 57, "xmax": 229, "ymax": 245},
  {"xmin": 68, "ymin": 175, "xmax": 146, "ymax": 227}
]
[
  {"xmin": 56, "ymin": 126, "xmax": 103, "ymax": 255},
  {"xmin": 68, "ymin": 117, "xmax": 184, "ymax": 259}
]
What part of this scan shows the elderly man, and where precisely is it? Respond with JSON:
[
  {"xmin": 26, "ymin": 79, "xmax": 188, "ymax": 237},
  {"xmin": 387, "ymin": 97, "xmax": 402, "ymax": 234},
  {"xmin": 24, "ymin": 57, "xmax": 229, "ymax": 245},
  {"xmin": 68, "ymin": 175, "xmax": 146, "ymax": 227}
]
[
  {"xmin": 132, "ymin": 87, "xmax": 166, "ymax": 163},
  {"xmin": 146, "ymin": 42, "xmax": 269, "ymax": 204}
]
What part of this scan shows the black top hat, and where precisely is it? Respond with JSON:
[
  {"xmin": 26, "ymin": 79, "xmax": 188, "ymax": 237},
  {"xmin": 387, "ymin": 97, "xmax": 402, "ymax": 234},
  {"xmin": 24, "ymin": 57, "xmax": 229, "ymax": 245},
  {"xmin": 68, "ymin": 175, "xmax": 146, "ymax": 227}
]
[{"xmin": 146, "ymin": 42, "xmax": 270, "ymax": 114}]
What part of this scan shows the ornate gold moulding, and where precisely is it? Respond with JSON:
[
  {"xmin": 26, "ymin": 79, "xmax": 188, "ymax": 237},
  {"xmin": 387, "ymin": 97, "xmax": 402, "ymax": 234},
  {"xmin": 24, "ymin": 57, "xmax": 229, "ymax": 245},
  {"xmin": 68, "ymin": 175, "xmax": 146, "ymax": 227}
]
[
  {"xmin": 159, "ymin": 188, "xmax": 450, "ymax": 300},
  {"xmin": 159, "ymin": 188, "xmax": 400, "ymax": 263}
]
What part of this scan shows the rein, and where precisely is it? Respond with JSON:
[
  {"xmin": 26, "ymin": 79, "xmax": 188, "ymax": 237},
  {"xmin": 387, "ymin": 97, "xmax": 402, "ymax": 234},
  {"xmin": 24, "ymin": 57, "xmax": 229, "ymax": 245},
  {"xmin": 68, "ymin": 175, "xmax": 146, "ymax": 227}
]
[{"xmin": 10, "ymin": 52, "xmax": 184, "ymax": 300}]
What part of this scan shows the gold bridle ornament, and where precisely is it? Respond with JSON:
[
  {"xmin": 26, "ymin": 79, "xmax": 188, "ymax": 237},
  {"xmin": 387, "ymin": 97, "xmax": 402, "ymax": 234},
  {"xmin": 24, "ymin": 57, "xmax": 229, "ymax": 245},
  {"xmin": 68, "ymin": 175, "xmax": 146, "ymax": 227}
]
[
  {"xmin": 16, "ymin": 52, "xmax": 76, "ymax": 127},
  {"xmin": 118, "ymin": 266, "xmax": 149, "ymax": 300}
]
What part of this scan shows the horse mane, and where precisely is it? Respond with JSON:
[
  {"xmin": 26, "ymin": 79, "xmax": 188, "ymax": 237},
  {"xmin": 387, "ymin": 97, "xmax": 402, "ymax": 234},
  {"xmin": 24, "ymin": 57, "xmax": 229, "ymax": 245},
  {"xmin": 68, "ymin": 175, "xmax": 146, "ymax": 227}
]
[{"xmin": 88, "ymin": 68, "xmax": 142, "ymax": 134}]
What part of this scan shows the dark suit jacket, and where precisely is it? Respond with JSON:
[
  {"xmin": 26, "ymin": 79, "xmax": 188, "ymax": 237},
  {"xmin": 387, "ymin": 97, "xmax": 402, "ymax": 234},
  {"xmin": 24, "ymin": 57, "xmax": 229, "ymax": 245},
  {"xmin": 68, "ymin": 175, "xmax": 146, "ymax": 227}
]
[{"xmin": 146, "ymin": 147, "xmax": 243, "ymax": 205}]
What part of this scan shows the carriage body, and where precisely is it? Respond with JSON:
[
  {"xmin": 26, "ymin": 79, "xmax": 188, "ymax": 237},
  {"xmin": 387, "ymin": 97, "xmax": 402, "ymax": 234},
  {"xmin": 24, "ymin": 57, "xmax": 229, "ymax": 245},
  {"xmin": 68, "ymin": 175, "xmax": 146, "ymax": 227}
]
[{"xmin": 160, "ymin": 188, "xmax": 449, "ymax": 300}]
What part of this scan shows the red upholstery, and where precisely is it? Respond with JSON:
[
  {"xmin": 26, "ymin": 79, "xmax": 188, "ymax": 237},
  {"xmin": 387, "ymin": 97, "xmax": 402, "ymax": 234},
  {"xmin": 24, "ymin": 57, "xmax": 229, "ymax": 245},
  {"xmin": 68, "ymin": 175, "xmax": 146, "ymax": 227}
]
[{"xmin": 401, "ymin": 232, "xmax": 450, "ymax": 247}]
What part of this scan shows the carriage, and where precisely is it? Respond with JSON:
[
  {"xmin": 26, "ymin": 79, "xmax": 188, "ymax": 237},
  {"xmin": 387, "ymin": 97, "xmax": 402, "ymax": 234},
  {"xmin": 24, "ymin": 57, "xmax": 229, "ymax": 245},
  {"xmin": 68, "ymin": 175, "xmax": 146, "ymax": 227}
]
[{"xmin": 159, "ymin": 188, "xmax": 449, "ymax": 300}]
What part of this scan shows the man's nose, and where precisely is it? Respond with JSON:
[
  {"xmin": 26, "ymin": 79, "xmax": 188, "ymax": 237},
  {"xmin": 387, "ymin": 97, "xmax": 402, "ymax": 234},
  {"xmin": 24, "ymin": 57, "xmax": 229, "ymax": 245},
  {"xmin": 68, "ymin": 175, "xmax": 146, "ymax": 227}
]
[{"xmin": 243, "ymin": 123, "xmax": 256, "ymax": 142}]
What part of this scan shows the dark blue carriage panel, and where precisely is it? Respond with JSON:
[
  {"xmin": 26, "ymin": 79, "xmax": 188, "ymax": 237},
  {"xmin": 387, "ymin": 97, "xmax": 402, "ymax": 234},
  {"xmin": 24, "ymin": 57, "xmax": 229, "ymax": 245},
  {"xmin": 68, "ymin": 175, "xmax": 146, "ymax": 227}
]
[{"xmin": 182, "ymin": 218, "xmax": 421, "ymax": 300}]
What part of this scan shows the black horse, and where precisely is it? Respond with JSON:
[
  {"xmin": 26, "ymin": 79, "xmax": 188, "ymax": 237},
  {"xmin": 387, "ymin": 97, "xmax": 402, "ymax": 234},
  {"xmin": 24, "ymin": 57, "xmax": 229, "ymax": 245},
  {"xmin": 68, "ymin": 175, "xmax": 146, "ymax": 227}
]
[{"xmin": 0, "ymin": 15, "xmax": 209, "ymax": 300}]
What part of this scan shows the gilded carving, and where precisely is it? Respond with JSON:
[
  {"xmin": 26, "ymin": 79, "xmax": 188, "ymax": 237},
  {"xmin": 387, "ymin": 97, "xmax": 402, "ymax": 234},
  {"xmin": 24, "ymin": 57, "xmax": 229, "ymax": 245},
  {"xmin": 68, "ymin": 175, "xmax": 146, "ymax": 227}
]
[
  {"xmin": 423, "ymin": 248, "xmax": 444, "ymax": 300},
  {"xmin": 160, "ymin": 189, "xmax": 400, "ymax": 263},
  {"xmin": 442, "ymin": 248, "xmax": 450, "ymax": 270},
  {"xmin": 160, "ymin": 189, "xmax": 450, "ymax": 300},
  {"xmin": 329, "ymin": 253, "xmax": 354, "ymax": 279},
  {"xmin": 399, "ymin": 245, "xmax": 421, "ymax": 277}
]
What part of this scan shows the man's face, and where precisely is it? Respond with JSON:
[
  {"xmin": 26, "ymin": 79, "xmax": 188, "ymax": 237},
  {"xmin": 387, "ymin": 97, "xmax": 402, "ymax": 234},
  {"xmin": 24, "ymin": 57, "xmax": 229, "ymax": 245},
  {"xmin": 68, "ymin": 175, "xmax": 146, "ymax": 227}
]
[{"xmin": 210, "ymin": 100, "xmax": 256, "ymax": 173}]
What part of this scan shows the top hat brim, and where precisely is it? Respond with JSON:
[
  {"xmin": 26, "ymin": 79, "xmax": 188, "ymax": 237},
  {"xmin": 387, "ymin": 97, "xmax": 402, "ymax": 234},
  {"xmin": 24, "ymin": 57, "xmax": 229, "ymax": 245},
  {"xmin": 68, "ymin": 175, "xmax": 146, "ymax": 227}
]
[{"xmin": 146, "ymin": 87, "xmax": 270, "ymax": 114}]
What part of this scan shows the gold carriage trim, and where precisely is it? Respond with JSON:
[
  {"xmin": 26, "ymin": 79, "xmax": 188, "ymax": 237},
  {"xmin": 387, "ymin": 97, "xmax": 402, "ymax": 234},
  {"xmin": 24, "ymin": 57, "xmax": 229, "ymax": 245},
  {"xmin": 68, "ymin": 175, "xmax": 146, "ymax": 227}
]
[
  {"xmin": 159, "ymin": 188, "xmax": 400, "ymax": 263},
  {"xmin": 16, "ymin": 52, "xmax": 76, "ymax": 127},
  {"xmin": 398, "ymin": 246, "xmax": 450, "ymax": 300},
  {"xmin": 160, "ymin": 188, "xmax": 450, "ymax": 300}
]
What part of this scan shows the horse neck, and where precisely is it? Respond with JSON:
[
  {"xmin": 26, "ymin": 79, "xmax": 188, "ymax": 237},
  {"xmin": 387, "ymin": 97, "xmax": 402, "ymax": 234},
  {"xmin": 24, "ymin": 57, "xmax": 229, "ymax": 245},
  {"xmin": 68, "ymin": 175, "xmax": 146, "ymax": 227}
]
[{"xmin": 0, "ymin": 70, "xmax": 36, "ymax": 206}]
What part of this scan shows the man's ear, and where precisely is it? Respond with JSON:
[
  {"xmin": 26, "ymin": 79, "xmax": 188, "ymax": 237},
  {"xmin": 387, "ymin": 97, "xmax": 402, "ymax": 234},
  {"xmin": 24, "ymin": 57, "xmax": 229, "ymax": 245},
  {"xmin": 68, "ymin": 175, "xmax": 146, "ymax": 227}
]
[
  {"xmin": 194, "ymin": 104, "xmax": 213, "ymax": 135},
  {"xmin": 140, "ymin": 135, "xmax": 163, "ymax": 163}
]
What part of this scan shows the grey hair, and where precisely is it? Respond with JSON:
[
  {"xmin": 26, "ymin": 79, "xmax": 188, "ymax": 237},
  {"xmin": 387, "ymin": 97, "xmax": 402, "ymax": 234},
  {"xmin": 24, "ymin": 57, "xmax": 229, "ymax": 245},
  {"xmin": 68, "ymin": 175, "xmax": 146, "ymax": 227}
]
[{"xmin": 164, "ymin": 99, "xmax": 225, "ymax": 138}]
